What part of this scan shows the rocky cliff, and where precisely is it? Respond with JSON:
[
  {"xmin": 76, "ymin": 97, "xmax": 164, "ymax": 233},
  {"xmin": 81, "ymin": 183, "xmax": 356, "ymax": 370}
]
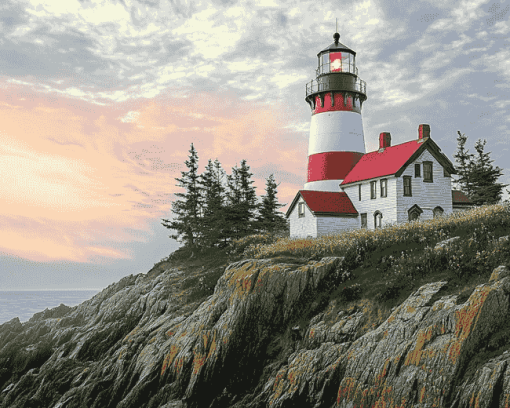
[{"xmin": 2, "ymin": 251, "xmax": 510, "ymax": 407}]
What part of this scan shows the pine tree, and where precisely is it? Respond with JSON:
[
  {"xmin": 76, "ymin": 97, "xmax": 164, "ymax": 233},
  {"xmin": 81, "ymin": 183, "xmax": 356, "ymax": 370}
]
[
  {"xmin": 454, "ymin": 131, "xmax": 506, "ymax": 205},
  {"xmin": 256, "ymin": 174, "xmax": 288, "ymax": 235},
  {"xmin": 237, "ymin": 159, "xmax": 258, "ymax": 237},
  {"xmin": 199, "ymin": 159, "xmax": 226, "ymax": 247},
  {"xmin": 161, "ymin": 143, "xmax": 202, "ymax": 248},
  {"xmin": 225, "ymin": 160, "xmax": 258, "ymax": 240},
  {"xmin": 453, "ymin": 131, "xmax": 475, "ymax": 197},
  {"xmin": 469, "ymin": 139, "xmax": 506, "ymax": 205}
]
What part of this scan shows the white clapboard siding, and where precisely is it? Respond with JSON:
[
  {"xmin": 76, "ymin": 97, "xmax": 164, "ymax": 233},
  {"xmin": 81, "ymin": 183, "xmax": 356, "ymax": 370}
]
[
  {"xmin": 396, "ymin": 149, "xmax": 453, "ymax": 223},
  {"xmin": 316, "ymin": 215, "xmax": 359, "ymax": 236},
  {"xmin": 288, "ymin": 198, "xmax": 317, "ymax": 238},
  {"xmin": 342, "ymin": 177, "xmax": 398, "ymax": 230}
]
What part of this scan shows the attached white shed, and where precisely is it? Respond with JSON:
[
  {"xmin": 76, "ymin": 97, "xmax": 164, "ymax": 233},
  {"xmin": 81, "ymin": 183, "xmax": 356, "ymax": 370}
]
[{"xmin": 286, "ymin": 190, "xmax": 359, "ymax": 238}]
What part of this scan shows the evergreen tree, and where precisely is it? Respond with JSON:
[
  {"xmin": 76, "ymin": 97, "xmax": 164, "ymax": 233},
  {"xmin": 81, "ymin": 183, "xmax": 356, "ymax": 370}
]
[
  {"xmin": 225, "ymin": 165, "xmax": 243, "ymax": 241},
  {"xmin": 453, "ymin": 131, "xmax": 506, "ymax": 205},
  {"xmin": 238, "ymin": 159, "xmax": 258, "ymax": 235},
  {"xmin": 225, "ymin": 160, "xmax": 258, "ymax": 240},
  {"xmin": 469, "ymin": 139, "xmax": 506, "ymax": 205},
  {"xmin": 256, "ymin": 174, "xmax": 288, "ymax": 235},
  {"xmin": 162, "ymin": 143, "xmax": 202, "ymax": 248},
  {"xmin": 199, "ymin": 159, "xmax": 226, "ymax": 247},
  {"xmin": 453, "ymin": 131, "xmax": 475, "ymax": 197}
]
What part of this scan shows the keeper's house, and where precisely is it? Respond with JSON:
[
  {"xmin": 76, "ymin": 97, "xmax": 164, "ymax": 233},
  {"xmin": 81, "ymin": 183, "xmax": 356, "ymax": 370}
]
[{"xmin": 286, "ymin": 126, "xmax": 473, "ymax": 238}]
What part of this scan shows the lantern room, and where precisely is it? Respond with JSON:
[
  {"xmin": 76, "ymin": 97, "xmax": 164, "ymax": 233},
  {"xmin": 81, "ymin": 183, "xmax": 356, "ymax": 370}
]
[
  {"xmin": 317, "ymin": 33, "xmax": 357, "ymax": 76},
  {"xmin": 305, "ymin": 33, "xmax": 367, "ymax": 111}
]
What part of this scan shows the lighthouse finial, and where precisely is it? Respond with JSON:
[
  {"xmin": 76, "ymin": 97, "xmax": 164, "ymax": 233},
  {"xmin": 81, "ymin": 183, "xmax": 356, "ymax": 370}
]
[{"xmin": 334, "ymin": 18, "xmax": 340, "ymax": 44}]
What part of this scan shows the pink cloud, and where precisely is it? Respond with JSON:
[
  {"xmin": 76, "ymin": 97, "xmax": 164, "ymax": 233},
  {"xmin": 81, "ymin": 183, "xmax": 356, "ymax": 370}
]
[{"xmin": 0, "ymin": 83, "xmax": 306, "ymax": 262}]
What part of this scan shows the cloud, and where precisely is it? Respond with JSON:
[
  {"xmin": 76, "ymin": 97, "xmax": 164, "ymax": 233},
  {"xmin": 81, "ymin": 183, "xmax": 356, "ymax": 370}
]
[
  {"xmin": 0, "ymin": 80, "xmax": 305, "ymax": 262},
  {"xmin": 1, "ymin": 0, "xmax": 510, "ymax": 271}
]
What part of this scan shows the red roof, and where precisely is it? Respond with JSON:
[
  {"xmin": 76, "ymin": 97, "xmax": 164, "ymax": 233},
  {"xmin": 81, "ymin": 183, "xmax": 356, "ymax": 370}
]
[
  {"xmin": 299, "ymin": 190, "xmax": 358, "ymax": 214},
  {"xmin": 452, "ymin": 190, "xmax": 471, "ymax": 204},
  {"xmin": 341, "ymin": 140, "xmax": 422, "ymax": 185}
]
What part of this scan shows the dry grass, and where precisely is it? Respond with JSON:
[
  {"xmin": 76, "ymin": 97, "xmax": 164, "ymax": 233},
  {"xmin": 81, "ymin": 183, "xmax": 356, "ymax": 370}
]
[{"xmin": 243, "ymin": 204, "xmax": 510, "ymax": 261}]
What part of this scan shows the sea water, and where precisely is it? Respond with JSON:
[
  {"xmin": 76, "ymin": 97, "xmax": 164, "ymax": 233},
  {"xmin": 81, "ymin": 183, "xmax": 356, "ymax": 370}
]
[{"xmin": 0, "ymin": 290, "xmax": 100, "ymax": 325}]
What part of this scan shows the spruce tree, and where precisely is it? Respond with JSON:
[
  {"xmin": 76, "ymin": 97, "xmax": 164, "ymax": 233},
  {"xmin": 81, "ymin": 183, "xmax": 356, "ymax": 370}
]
[
  {"xmin": 238, "ymin": 159, "xmax": 258, "ymax": 237},
  {"xmin": 161, "ymin": 143, "xmax": 202, "ymax": 248},
  {"xmin": 453, "ymin": 131, "xmax": 475, "ymax": 197},
  {"xmin": 225, "ymin": 160, "xmax": 258, "ymax": 240},
  {"xmin": 199, "ymin": 159, "xmax": 226, "ymax": 247},
  {"xmin": 454, "ymin": 131, "xmax": 506, "ymax": 205},
  {"xmin": 256, "ymin": 174, "xmax": 288, "ymax": 235},
  {"xmin": 469, "ymin": 139, "xmax": 506, "ymax": 205},
  {"xmin": 225, "ymin": 165, "xmax": 243, "ymax": 241}
]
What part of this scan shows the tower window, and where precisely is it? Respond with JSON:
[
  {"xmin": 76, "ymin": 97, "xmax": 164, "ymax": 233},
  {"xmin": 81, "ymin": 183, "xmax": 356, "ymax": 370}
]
[
  {"xmin": 298, "ymin": 202, "xmax": 305, "ymax": 218},
  {"xmin": 403, "ymin": 176, "xmax": 412, "ymax": 197},
  {"xmin": 415, "ymin": 163, "xmax": 421, "ymax": 177},
  {"xmin": 370, "ymin": 181, "xmax": 377, "ymax": 199},
  {"xmin": 424, "ymin": 161, "xmax": 433, "ymax": 182},
  {"xmin": 321, "ymin": 53, "xmax": 330, "ymax": 74},
  {"xmin": 358, "ymin": 184, "xmax": 362, "ymax": 201},
  {"xmin": 380, "ymin": 179, "xmax": 387, "ymax": 198}
]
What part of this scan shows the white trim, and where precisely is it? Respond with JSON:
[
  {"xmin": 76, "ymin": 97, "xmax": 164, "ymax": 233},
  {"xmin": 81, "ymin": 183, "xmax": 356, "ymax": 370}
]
[{"xmin": 304, "ymin": 179, "xmax": 343, "ymax": 192}]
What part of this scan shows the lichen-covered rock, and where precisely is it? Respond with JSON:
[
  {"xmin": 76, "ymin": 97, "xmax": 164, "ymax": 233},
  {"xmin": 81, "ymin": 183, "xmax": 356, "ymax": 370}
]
[
  {"xmin": 2, "ymin": 255, "xmax": 510, "ymax": 408},
  {"xmin": 452, "ymin": 358, "xmax": 507, "ymax": 408},
  {"xmin": 304, "ymin": 310, "xmax": 365, "ymax": 349},
  {"xmin": 490, "ymin": 265, "xmax": 510, "ymax": 282},
  {"xmin": 0, "ymin": 257, "xmax": 346, "ymax": 408},
  {"xmin": 264, "ymin": 342, "xmax": 349, "ymax": 407},
  {"xmin": 333, "ymin": 276, "xmax": 510, "ymax": 407}
]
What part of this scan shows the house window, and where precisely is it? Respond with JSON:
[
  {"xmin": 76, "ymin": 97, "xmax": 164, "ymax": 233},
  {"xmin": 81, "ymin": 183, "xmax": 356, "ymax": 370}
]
[
  {"xmin": 380, "ymin": 179, "xmax": 387, "ymax": 198},
  {"xmin": 408, "ymin": 205, "xmax": 423, "ymax": 222},
  {"xmin": 374, "ymin": 211, "xmax": 382, "ymax": 229},
  {"xmin": 415, "ymin": 163, "xmax": 421, "ymax": 177},
  {"xmin": 409, "ymin": 210, "xmax": 420, "ymax": 221},
  {"xmin": 361, "ymin": 213, "xmax": 367, "ymax": 229},
  {"xmin": 403, "ymin": 176, "xmax": 412, "ymax": 196},
  {"xmin": 370, "ymin": 181, "xmax": 376, "ymax": 199},
  {"xmin": 423, "ymin": 161, "xmax": 433, "ymax": 182},
  {"xmin": 298, "ymin": 202, "xmax": 305, "ymax": 218},
  {"xmin": 358, "ymin": 184, "xmax": 362, "ymax": 201},
  {"xmin": 433, "ymin": 206, "xmax": 444, "ymax": 218}
]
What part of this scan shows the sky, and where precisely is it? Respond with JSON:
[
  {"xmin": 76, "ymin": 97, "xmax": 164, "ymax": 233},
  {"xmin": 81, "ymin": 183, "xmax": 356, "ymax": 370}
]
[{"xmin": 0, "ymin": 0, "xmax": 509, "ymax": 291}]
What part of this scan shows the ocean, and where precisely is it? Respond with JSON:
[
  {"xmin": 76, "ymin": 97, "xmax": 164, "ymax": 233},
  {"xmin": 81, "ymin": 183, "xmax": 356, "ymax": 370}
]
[{"xmin": 0, "ymin": 290, "xmax": 100, "ymax": 325}]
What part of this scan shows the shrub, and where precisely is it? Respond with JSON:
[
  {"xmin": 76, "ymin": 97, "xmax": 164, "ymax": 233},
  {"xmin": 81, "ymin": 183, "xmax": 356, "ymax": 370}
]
[{"xmin": 339, "ymin": 283, "xmax": 362, "ymax": 302}]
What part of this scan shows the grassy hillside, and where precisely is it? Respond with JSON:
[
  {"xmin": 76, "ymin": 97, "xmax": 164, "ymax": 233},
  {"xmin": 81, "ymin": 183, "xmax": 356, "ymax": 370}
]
[{"xmin": 166, "ymin": 204, "xmax": 510, "ymax": 346}]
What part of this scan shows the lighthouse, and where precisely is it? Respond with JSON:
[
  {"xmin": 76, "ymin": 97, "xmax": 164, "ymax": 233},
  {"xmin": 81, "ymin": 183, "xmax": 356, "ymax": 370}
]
[
  {"xmin": 286, "ymin": 32, "xmax": 467, "ymax": 238},
  {"xmin": 303, "ymin": 32, "xmax": 367, "ymax": 191}
]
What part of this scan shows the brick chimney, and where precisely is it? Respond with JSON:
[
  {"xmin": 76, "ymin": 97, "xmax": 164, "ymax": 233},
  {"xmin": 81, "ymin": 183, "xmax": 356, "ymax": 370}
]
[
  {"xmin": 418, "ymin": 124, "xmax": 430, "ymax": 140},
  {"xmin": 379, "ymin": 132, "xmax": 391, "ymax": 149}
]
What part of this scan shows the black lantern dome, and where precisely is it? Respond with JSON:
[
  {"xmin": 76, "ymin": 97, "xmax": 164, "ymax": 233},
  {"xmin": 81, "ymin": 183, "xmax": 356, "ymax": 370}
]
[
  {"xmin": 316, "ymin": 32, "xmax": 357, "ymax": 78},
  {"xmin": 305, "ymin": 32, "xmax": 367, "ymax": 108}
]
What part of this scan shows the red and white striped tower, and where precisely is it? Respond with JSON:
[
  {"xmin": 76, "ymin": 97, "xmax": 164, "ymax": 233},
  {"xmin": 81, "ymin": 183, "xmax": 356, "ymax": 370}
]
[{"xmin": 304, "ymin": 32, "xmax": 367, "ymax": 191}]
